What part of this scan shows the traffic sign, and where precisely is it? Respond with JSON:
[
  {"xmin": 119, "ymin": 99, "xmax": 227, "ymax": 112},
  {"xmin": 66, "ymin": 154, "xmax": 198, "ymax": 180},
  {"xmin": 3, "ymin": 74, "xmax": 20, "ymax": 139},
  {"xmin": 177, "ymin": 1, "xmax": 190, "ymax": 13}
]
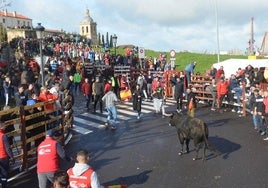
[
  {"xmin": 170, "ymin": 50, "xmax": 176, "ymax": 58},
  {"xmin": 138, "ymin": 47, "xmax": 145, "ymax": 59}
]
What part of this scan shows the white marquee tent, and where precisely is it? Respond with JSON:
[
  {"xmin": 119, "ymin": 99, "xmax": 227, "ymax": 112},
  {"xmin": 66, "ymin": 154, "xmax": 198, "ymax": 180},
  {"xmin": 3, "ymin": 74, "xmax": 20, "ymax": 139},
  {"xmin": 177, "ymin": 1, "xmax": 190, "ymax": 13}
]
[{"xmin": 213, "ymin": 58, "xmax": 268, "ymax": 78}]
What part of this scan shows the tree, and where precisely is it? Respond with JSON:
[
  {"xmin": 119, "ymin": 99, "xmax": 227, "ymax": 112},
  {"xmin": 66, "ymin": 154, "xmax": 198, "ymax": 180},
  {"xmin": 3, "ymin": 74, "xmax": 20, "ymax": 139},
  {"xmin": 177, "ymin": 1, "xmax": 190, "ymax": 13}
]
[
  {"xmin": 110, "ymin": 35, "xmax": 113, "ymax": 48},
  {"xmin": 0, "ymin": 24, "xmax": 7, "ymax": 43},
  {"xmin": 105, "ymin": 32, "xmax": 109, "ymax": 48},
  {"xmin": 98, "ymin": 33, "xmax": 101, "ymax": 46},
  {"xmin": 101, "ymin": 34, "xmax": 105, "ymax": 47}
]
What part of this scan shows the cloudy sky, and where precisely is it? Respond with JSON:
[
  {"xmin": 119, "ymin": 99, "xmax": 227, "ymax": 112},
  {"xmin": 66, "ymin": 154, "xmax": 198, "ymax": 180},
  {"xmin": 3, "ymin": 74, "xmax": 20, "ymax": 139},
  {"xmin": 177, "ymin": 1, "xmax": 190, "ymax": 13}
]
[{"xmin": 4, "ymin": 0, "xmax": 268, "ymax": 53}]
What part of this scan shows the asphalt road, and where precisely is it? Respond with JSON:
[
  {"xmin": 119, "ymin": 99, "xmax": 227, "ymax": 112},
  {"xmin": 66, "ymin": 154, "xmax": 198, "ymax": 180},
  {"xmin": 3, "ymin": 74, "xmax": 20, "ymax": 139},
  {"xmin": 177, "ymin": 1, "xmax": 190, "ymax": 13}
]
[{"xmin": 7, "ymin": 102, "xmax": 268, "ymax": 188}]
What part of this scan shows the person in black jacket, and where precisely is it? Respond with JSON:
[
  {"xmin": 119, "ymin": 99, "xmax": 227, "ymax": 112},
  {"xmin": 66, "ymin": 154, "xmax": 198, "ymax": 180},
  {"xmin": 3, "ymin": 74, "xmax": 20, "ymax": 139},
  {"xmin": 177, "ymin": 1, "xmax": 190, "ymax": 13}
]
[
  {"xmin": 169, "ymin": 73, "xmax": 177, "ymax": 99},
  {"xmin": 132, "ymin": 84, "xmax": 143, "ymax": 119},
  {"xmin": 250, "ymin": 88, "xmax": 265, "ymax": 135},
  {"xmin": 174, "ymin": 77, "xmax": 184, "ymax": 111},
  {"xmin": 186, "ymin": 87, "xmax": 197, "ymax": 118},
  {"xmin": 14, "ymin": 85, "xmax": 27, "ymax": 106},
  {"xmin": 92, "ymin": 77, "xmax": 104, "ymax": 113}
]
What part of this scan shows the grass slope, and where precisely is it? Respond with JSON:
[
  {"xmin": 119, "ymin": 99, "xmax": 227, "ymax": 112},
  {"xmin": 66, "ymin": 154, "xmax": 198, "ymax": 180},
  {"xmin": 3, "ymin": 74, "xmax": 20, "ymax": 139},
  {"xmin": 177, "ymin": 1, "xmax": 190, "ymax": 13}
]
[{"xmin": 117, "ymin": 48, "xmax": 247, "ymax": 75}]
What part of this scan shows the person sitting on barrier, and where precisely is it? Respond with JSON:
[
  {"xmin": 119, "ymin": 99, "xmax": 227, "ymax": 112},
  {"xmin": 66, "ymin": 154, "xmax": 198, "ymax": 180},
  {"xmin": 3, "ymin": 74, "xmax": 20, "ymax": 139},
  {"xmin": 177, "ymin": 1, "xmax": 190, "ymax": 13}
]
[
  {"xmin": 67, "ymin": 149, "xmax": 104, "ymax": 188},
  {"xmin": 184, "ymin": 61, "xmax": 197, "ymax": 86},
  {"xmin": 0, "ymin": 121, "xmax": 14, "ymax": 188}
]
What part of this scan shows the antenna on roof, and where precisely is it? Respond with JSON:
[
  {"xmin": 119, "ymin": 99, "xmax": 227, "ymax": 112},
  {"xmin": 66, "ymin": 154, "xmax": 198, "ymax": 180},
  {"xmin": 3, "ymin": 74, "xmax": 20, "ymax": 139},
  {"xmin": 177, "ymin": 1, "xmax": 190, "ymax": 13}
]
[{"xmin": 248, "ymin": 17, "xmax": 255, "ymax": 55}]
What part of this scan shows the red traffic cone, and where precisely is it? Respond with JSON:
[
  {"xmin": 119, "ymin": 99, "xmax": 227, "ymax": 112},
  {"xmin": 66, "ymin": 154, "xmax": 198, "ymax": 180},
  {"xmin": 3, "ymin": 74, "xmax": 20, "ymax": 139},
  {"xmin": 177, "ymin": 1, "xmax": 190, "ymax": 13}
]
[{"xmin": 105, "ymin": 185, "xmax": 127, "ymax": 188}]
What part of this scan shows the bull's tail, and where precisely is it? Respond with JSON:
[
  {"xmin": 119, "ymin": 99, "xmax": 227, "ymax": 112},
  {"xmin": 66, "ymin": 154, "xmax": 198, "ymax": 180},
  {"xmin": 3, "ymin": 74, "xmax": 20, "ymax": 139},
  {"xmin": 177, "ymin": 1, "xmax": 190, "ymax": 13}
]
[{"xmin": 203, "ymin": 123, "xmax": 221, "ymax": 156}]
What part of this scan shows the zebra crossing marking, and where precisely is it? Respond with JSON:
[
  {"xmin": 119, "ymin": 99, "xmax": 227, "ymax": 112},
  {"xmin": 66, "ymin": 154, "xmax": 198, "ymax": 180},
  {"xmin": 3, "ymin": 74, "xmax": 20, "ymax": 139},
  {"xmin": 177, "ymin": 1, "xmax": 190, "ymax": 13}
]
[{"xmin": 72, "ymin": 99, "xmax": 177, "ymax": 134}]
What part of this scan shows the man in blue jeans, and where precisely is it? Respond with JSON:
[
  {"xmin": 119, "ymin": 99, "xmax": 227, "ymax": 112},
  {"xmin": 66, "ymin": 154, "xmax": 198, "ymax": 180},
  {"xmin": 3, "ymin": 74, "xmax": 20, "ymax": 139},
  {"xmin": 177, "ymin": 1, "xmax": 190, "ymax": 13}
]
[{"xmin": 102, "ymin": 87, "xmax": 119, "ymax": 130}]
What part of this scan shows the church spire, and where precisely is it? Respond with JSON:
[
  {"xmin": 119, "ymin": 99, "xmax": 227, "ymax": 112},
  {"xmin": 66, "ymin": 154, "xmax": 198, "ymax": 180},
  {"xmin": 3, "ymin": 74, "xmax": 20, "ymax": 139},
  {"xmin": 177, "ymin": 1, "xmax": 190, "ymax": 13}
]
[{"xmin": 84, "ymin": 8, "xmax": 93, "ymax": 22}]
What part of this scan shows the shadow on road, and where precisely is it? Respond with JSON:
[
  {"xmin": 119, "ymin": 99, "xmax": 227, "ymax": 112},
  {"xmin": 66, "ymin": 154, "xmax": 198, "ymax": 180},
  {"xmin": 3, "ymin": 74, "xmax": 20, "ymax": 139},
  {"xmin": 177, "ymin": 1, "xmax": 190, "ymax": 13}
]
[
  {"xmin": 103, "ymin": 170, "xmax": 152, "ymax": 187},
  {"xmin": 206, "ymin": 118, "xmax": 230, "ymax": 127},
  {"xmin": 207, "ymin": 135, "xmax": 241, "ymax": 160}
]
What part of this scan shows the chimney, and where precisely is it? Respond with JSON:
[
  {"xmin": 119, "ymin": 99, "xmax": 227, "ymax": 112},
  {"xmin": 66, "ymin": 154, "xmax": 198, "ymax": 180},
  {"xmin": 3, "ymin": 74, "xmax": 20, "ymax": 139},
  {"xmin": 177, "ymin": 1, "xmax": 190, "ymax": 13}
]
[
  {"xmin": 13, "ymin": 11, "xmax": 16, "ymax": 17},
  {"xmin": 4, "ymin": 9, "xmax": 7, "ymax": 16}
]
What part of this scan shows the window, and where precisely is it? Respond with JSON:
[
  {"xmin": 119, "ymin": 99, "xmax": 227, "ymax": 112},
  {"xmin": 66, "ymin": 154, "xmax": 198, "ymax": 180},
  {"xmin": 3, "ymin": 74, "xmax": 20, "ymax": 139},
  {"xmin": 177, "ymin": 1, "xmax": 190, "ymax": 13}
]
[
  {"xmin": 86, "ymin": 26, "xmax": 88, "ymax": 33},
  {"xmin": 2, "ymin": 18, "xmax": 5, "ymax": 23}
]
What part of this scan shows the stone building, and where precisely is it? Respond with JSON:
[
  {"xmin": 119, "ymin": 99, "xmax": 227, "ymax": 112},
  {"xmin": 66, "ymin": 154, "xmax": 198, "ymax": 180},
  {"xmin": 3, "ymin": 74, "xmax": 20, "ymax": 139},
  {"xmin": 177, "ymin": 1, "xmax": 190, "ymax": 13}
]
[
  {"xmin": 79, "ymin": 8, "xmax": 97, "ymax": 45},
  {"xmin": 0, "ymin": 9, "xmax": 32, "ymax": 29}
]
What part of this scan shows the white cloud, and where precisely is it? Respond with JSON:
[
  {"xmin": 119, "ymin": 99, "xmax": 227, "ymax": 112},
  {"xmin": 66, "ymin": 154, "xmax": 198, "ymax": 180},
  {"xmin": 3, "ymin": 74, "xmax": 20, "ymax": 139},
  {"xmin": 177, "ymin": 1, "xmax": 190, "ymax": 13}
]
[{"xmin": 6, "ymin": 0, "xmax": 268, "ymax": 53}]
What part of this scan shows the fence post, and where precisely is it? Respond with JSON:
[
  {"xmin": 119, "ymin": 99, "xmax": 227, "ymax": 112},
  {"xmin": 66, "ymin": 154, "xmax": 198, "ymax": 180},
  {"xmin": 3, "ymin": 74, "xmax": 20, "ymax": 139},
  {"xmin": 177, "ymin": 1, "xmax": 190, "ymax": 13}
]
[
  {"xmin": 241, "ymin": 81, "xmax": 246, "ymax": 117},
  {"xmin": 19, "ymin": 106, "xmax": 28, "ymax": 170}
]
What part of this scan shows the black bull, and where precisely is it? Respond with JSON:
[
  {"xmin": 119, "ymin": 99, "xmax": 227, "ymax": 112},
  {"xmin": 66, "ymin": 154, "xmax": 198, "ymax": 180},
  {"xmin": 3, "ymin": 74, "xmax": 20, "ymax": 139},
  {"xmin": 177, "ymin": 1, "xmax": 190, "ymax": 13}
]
[{"xmin": 165, "ymin": 111, "xmax": 221, "ymax": 161}]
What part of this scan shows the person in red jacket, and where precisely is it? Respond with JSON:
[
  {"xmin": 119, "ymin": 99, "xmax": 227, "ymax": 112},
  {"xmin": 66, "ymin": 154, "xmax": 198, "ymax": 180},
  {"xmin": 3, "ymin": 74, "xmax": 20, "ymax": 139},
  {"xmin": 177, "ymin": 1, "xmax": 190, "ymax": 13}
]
[
  {"xmin": 82, "ymin": 78, "xmax": 92, "ymax": 110},
  {"xmin": 37, "ymin": 130, "xmax": 71, "ymax": 188},
  {"xmin": 67, "ymin": 149, "xmax": 103, "ymax": 188},
  {"xmin": 120, "ymin": 74, "xmax": 127, "ymax": 90},
  {"xmin": 216, "ymin": 77, "xmax": 229, "ymax": 112},
  {"xmin": 0, "ymin": 121, "xmax": 14, "ymax": 188},
  {"xmin": 38, "ymin": 86, "xmax": 58, "ymax": 112},
  {"xmin": 215, "ymin": 66, "xmax": 225, "ymax": 81},
  {"xmin": 104, "ymin": 79, "xmax": 112, "ymax": 94}
]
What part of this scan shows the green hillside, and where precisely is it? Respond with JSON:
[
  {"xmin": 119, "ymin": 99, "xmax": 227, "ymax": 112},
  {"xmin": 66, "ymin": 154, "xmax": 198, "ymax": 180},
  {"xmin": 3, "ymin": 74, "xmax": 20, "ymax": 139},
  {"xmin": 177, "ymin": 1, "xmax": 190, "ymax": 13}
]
[{"xmin": 116, "ymin": 48, "xmax": 248, "ymax": 75}]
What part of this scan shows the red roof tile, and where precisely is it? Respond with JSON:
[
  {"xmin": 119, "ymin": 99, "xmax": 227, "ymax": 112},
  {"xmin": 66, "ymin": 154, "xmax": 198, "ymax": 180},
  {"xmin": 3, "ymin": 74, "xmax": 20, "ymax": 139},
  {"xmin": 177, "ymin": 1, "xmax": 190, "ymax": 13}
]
[{"xmin": 0, "ymin": 11, "xmax": 32, "ymax": 20}]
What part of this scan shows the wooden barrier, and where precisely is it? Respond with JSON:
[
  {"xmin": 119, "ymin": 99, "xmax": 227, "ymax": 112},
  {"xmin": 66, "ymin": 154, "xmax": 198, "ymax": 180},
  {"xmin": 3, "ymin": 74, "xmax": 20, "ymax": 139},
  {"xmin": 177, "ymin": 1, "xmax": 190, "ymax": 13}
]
[
  {"xmin": 191, "ymin": 75, "xmax": 247, "ymax": 116},
  {"xmin": 191, "ymin": 75, "xmax": 213, "ymax": 101},
  {"xmin": 164, "ymin": 70, "xmax": 182, "ymax": 97},
  {"xmin": 0, "ymin": 100, "xmax": 66, "ymax": 177}
]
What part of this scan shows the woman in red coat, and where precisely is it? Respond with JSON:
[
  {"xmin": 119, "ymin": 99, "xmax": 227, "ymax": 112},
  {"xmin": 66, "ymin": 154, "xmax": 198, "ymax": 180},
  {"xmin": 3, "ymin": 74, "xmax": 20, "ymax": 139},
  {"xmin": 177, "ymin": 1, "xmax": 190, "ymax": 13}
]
[{"xmin": 216, "ymin": 78, "xmax": 229, "ymax": 111}]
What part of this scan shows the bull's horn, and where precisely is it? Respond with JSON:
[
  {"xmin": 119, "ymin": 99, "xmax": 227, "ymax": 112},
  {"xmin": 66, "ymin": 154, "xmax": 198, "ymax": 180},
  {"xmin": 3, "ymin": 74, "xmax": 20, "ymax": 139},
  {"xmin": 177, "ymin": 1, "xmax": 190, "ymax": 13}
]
[{"xmin": 163, "ymin": 112, "xmax": 173, "ymax": 117}]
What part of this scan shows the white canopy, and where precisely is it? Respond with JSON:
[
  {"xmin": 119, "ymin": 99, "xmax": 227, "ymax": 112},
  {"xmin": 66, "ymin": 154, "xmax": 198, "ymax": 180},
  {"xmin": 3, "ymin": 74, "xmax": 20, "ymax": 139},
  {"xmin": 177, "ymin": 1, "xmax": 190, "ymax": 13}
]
[{"xmin": 213, "ymin": 58, "xmax": 268, "ymax": 78}]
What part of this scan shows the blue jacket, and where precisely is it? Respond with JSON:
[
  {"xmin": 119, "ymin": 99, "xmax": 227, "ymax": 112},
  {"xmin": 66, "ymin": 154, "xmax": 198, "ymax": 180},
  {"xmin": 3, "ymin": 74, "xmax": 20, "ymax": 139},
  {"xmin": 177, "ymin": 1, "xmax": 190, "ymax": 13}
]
[{"xmin": 185, "ymin": 62, "xmax": 195, "ymax": 74}]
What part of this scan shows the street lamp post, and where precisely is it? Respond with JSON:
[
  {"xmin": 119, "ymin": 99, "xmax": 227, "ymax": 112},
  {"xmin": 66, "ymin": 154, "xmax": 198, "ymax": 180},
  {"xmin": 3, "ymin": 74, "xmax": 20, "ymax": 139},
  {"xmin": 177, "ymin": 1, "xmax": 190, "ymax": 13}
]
[
  {"xmin": 112, "ymin": 34, "xmax": 117, "ymax": 56},
  {"xmin": 35, "ymin": 23, "xmax": 45, "ymax": 86}
]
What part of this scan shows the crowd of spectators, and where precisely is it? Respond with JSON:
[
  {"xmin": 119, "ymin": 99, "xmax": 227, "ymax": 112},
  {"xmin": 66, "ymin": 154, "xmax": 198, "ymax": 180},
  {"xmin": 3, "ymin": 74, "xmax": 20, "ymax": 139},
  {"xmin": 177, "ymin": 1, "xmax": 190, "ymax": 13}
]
[
  {"xmin": 195, "ymin": 63, "xmax": 268, "ymax": 139},
  {"xmin": 0, "ymin": 35, "xmax": 171, "ymax": 109}
]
